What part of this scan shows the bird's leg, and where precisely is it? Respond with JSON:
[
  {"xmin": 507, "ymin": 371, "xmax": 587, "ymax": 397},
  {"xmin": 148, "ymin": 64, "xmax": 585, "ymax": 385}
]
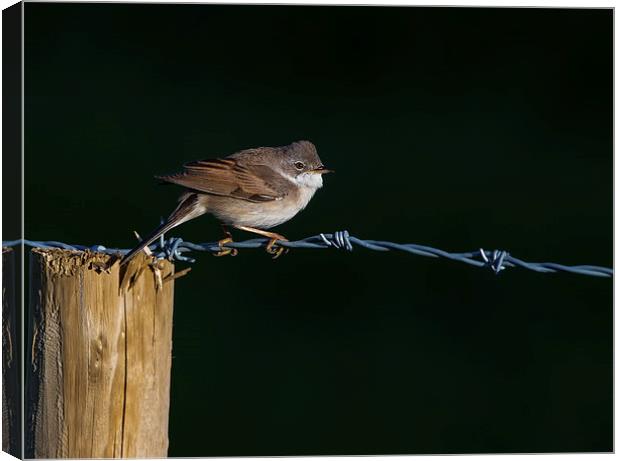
[
  {"xmin": 214, "ymin": 225, "xmax": 238, "ymax": 257},
  {"xmin": 233, "ymin": 225, "xmax": 289, "ymax": 259}
]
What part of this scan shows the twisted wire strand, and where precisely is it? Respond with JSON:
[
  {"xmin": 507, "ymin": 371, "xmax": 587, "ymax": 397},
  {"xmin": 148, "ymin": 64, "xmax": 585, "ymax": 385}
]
[{"xmin": 2, "ymin": 231, "xmax": 612, "ymax": 278}]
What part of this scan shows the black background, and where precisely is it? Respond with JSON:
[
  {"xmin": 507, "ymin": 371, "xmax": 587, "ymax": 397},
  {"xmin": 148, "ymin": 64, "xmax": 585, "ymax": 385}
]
[{"xmin": 24, "ymin": 4, "xmax": 612, "ymax": 455}]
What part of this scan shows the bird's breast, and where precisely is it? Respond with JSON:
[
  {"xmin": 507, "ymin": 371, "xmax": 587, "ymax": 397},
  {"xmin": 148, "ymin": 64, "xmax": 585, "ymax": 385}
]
[{"xmin": 207, "ymin": 186, "xmax": 318, "ymax": 229}]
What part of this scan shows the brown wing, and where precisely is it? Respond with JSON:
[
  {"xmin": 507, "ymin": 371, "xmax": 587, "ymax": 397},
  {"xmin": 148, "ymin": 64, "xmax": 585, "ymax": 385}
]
[{"xmin": 156, "ymin": 158, "xmax": 290, "ymax": 202}]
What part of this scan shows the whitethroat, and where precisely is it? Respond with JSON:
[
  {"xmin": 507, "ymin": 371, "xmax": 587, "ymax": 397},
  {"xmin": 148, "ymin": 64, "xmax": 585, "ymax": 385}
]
[{"xmin": 121, "ymin": 140, "xmax": 332, "ymax": 264}]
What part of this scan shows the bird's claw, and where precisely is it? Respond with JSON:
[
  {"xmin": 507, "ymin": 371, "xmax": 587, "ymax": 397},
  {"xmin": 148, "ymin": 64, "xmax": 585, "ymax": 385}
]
[
  {"xmin": 213, "ymin": 237, "xmax": 238, "ymax": 257},
  {"xmin": 266, "ymin": 238, "xmax": 288, "ymax": 259}
]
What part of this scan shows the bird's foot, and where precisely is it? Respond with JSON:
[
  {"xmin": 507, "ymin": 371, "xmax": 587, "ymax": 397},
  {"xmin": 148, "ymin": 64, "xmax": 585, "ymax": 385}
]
[
  {"xmin": 213, "ymin": 237, "xmax": 238, "ymax": 257},
  {"xmin": 265, "ymin": 235, "xmax": 289, "ymax": 259},
  {"xmin": 231, "ymin": 225, "xmax": 289, "ymax": 259}
]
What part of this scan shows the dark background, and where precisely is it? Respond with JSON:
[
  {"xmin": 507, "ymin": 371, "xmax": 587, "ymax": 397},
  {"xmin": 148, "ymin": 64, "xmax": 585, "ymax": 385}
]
[{"xmin": 24, "ymin": 4, "xmax": 612, "ymax": 455}]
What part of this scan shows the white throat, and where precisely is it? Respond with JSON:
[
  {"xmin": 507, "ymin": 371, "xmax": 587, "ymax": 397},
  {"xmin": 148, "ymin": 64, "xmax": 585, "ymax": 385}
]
[{"xmin": 294, "ymin": 172, "xmax": 323, "ymax": 189}]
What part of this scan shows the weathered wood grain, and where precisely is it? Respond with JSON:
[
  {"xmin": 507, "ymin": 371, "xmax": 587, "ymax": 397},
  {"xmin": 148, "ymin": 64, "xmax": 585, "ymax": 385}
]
[
  {"xmin": 2, "ymin": 247, "xmax": 19, "ymax": 456},
  {"xmin": 26, "ymin": 249, "xmax": 175, "ymax": 458}
]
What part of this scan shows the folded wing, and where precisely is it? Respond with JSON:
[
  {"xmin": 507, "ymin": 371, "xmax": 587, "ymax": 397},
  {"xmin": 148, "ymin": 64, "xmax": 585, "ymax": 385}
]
[{"xmin": 156, "ymin": 158, "xmax": 290, "ymax": 202}]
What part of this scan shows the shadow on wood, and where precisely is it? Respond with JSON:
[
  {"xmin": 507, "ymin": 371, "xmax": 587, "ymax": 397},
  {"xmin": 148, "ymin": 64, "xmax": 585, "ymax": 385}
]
[{"xmin": 26, "ymin": 249, "xmax": 176, "ymax": 458}]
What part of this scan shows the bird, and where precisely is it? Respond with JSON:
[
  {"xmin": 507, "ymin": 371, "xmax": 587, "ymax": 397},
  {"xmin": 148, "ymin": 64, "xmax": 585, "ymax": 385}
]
[{"xmin": 120, "ymin": 140, "xmax": 332, "ymax": 264}]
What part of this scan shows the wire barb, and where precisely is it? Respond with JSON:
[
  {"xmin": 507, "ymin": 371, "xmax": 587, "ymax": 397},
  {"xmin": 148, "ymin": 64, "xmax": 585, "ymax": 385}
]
[
  {"xmin": 2, "ymin": 233, "xmax": 612, "ymax": 278},
  {"xmin": 480, "ymin": 249, "xmax": 509, "ymax": 275},
  {"xmin": 319, "ymin": 230, "xmax": 353, "ymax": 251}
]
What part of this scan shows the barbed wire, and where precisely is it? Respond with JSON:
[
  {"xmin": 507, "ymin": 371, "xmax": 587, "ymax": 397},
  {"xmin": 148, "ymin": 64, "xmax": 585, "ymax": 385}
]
[{"xmin": 2, "ymin": 231, "xmax": 612, "ymax": 278}]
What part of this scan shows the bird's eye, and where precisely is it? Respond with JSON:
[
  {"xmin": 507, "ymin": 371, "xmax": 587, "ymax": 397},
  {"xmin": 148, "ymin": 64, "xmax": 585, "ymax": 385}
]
[{"xmin": 294, "ymin": 161, "xmax": 305, "ymax": 170}]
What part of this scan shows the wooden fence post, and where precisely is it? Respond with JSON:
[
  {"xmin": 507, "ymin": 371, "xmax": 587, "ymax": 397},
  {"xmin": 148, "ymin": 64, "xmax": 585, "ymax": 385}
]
[
  {"xmin": 26, "ymin": 249, "xmax": 176, "ymax": 458},
  {"xmin": 2, "ymin": 247, "xmax": 20, "ymax": 457}
]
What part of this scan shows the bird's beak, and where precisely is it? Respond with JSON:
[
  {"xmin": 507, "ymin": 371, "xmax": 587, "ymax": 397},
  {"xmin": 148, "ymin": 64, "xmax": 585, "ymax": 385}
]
[{"xmin": 310, "ymin": 165, "xmax": 334, "ymax": 174}]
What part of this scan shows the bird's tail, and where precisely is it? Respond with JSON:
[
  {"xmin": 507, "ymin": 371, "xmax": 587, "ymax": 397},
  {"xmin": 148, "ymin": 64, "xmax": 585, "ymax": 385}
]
[{"xmin": 120, "ymin": 193, "xmax": 205, "ymax": 265}]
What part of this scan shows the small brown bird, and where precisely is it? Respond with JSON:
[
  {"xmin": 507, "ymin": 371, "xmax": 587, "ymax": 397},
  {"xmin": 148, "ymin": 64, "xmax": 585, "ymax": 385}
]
[{"xmin": 121, "ymin": 140, "xmax": 332, "ymax": 264}]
